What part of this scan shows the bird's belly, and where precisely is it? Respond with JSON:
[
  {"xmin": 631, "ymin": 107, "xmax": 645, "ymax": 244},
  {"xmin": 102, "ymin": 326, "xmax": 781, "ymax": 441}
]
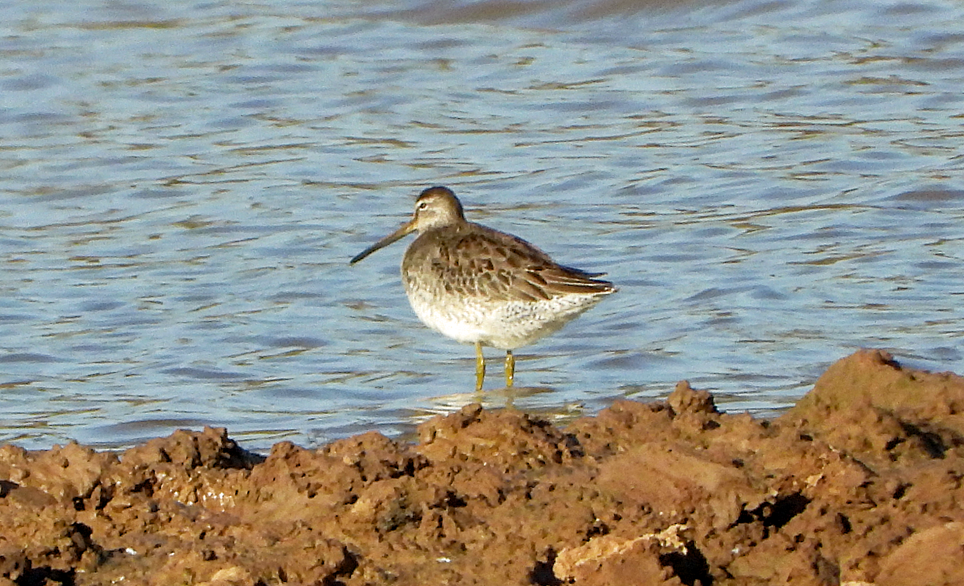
[{"xmin": 404, "ymin": 286, "xmax": 605, "ymax": 350}]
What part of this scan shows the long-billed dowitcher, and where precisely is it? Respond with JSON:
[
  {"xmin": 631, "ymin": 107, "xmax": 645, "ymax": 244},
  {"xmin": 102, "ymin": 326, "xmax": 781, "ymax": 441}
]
[{"xmin": 350, "ymin": 186, "xmax": 616, "ymax": 391}]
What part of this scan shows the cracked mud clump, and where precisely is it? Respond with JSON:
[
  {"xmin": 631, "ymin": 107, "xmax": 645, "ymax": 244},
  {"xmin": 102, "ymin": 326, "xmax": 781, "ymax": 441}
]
[{"xmin": 2, "ymin": 349, "xmax": 963, "ymax": 585}]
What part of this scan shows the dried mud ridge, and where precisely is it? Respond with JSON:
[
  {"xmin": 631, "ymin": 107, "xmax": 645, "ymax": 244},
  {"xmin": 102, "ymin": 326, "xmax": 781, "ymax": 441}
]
[{"xmin": 3, "ymin": 349, "xmax": 964, "ymax": 586}]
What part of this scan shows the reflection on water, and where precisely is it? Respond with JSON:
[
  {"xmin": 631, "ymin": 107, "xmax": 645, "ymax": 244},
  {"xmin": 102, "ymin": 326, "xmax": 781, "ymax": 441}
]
[{"xmin": 0, "ymin": 0, "xmax": 961, "ymax": 451}]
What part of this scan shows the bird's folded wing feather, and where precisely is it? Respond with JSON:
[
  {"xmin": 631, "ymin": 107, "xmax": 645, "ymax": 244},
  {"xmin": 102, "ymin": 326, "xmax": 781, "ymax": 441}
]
[{"xmin": 433, "ymin": 228, "xmax": 614, "ymax": 302}]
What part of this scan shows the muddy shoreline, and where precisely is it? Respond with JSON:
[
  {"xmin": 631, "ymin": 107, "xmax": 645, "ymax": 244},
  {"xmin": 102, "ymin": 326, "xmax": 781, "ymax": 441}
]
[{"xmin": 2, "ymin": 349, "xmax": 963, "ymax": 585}]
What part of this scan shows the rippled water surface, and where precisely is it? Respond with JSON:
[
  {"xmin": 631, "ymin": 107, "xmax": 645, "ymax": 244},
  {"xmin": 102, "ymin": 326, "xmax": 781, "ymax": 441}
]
[{"xmin": 1, "ymin": 0, "xmax": 962, "ymax": 450}]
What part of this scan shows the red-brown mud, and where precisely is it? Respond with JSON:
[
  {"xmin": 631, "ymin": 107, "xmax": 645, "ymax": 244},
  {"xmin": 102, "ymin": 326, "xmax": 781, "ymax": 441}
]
[{"xmin": 2, "ymin": 349, "xmax": 963, "ymax": 585}]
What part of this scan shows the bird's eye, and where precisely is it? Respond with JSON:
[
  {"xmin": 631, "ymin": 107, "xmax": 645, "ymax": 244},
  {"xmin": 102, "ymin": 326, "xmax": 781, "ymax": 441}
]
[{"xmin": 417, "ymin": 202, "xmax": 428, "ymax": 210}]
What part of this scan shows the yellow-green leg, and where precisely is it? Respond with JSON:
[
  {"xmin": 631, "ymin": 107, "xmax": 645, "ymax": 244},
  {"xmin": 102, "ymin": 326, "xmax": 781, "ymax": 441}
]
[
  {"xmin": 505, "ymin": 350, "xmax": 515, "ymax": 388},
  {"xmin": 475, "ymin": 341, "xmax": 486, "ymax": 392}
]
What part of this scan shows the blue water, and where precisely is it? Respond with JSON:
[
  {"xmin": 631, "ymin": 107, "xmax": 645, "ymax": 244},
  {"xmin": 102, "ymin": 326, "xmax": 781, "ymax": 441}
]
[{"xmin": 1, "ymin": 0, "xmax": 961, "ymax": 451}]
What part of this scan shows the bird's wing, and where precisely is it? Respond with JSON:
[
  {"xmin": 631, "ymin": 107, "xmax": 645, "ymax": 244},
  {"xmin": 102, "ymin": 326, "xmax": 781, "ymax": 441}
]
[{"xmin": 433, "ymin": 226, "xmax": 614, "ymax": 303}]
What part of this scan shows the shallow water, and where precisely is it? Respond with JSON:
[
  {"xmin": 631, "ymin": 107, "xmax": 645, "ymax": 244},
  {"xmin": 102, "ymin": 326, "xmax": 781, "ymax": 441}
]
[{"xmin": 1, "ymin": 0, "xmax": 961, "ymax": 451}]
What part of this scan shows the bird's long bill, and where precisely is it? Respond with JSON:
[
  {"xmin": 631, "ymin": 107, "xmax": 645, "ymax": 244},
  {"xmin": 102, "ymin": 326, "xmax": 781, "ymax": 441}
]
[{"xmin": 349, "ymin": 220, "xmax": 417, "ymax": 265}]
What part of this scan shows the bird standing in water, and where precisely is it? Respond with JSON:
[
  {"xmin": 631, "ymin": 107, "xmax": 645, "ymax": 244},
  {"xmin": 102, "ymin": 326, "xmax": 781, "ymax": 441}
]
[{"xmin": 350, "ymin": 186, "xmax": 616, "ymax": 391}]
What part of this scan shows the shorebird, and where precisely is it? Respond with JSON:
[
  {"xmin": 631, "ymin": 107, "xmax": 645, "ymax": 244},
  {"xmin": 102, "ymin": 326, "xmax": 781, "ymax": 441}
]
[{"xmin": 350, "ymin": 186, "xmax": 616, "ymax": 391}]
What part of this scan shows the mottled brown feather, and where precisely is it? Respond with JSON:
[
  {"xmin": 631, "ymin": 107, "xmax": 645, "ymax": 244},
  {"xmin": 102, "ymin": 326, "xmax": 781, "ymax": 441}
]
[{"xmin": 410, "ymin": 222, "xmax": 614, "ymax": 303}]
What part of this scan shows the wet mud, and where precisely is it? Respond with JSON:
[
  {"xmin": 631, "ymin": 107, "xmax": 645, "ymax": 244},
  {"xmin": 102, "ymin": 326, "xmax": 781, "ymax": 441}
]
[{"xmin": 2, "ymin": 349, "xmax": 963, "ymax": 585}]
